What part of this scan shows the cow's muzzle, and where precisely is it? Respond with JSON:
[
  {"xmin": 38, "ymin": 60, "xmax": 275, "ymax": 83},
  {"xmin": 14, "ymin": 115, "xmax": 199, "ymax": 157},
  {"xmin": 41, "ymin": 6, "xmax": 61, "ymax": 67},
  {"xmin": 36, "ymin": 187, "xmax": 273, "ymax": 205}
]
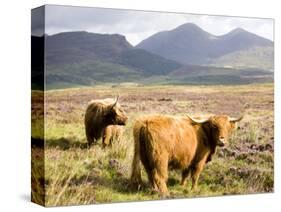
[{"xmin": 217, "ymin": 138, "xmax": 225, "ymax": 147}]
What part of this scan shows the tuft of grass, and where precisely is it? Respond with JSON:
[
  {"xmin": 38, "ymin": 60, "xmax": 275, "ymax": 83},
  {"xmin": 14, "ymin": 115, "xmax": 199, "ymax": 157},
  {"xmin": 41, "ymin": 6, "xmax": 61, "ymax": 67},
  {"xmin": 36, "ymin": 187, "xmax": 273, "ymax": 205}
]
[{"xmin": 246, "ymin": 123, "xmax": 260, "ymax": 143}]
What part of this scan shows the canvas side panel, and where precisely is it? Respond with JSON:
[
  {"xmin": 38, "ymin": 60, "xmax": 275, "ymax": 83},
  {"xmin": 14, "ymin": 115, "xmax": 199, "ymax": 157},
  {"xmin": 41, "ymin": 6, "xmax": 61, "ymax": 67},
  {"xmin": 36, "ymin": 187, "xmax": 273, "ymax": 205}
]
[{"xmin": 31, "ymin": 5, "xmax": 45, "ymax": 206}]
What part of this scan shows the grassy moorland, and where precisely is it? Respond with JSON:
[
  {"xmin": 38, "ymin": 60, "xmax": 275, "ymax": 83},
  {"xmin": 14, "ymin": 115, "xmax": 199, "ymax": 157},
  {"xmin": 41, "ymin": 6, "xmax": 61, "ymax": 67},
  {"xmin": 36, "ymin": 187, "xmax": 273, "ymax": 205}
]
[{"xmin": 31, "ymin": 83, "xmax": 274, "ymax": 206}]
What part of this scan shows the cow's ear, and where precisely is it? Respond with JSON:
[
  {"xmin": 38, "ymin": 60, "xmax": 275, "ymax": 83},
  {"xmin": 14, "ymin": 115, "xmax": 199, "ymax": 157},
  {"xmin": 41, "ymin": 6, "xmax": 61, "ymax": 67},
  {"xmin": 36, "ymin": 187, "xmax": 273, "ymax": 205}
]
[
  {"xmin": 229, "ymin": 116, "xmax": 242, "ymax": 129},
  {"xmin": 229, "ymin": 115, "xmax": 243, "ymax": 123},
  {"xmin": 107, "ymin": 105, "xmax": 116, "ymax": 114},
  {"xmin": 230, "ymin": 121, "xmax": 237, "ymax": 129}
]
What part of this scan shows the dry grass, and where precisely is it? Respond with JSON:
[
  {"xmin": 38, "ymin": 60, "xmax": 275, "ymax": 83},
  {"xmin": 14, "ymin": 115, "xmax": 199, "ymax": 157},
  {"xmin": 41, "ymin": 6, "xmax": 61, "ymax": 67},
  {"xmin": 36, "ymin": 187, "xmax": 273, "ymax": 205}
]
[{"xmin": 31, "ymin": 83, "xmax": 274, "ymax": 206}]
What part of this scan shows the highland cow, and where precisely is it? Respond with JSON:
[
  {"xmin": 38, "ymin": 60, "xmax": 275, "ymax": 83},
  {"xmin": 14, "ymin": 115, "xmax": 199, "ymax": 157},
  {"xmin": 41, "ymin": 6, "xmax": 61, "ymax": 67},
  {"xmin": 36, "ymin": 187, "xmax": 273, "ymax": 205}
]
[
  {"xmin": 102, "ymin": 125, "xmax": 124, "ymax": 147},
  {"xmin": 84, "ymin": 96, "xmax": 127, "ymax": 146},
  {"xmin": 131, "ymin": 114, "xmax": 243, "ymax": 195}
]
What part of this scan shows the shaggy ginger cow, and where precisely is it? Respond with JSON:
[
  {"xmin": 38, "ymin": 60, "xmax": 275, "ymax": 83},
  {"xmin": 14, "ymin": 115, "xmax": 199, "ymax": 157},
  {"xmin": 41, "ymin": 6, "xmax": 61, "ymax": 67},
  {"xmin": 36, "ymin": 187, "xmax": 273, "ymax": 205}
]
[
  {"xmin": 131, "ymin": 114, "xmax": 243, "ymax": 195},
  {"xmin": 102, "ymin": 125, "xmax": 124, "ymax": 147},
  {"xmin": 84, "ymin": 96, "xmax": 127, "ymax": 146}
]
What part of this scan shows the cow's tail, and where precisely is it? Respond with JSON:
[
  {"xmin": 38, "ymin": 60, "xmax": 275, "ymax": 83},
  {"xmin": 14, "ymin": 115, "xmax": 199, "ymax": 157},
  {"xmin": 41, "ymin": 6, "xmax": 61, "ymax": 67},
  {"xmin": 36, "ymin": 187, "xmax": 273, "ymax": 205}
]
[{"xmin": 131, "ymin": 120, "xmax": 145, "ymax": 187}]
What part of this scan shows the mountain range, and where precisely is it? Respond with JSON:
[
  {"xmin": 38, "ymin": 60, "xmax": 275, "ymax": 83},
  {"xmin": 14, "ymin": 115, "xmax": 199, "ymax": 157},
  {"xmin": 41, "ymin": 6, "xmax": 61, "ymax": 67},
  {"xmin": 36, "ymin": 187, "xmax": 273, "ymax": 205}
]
[
  {"xmin": 31, "ymin": 23, "xmax": 274, "ymax": 89},
  {"xmin": 40, "ymin": 31, "xmax": 181, "ymax": 88},
  {"xmin": 136, "ymin": 23, "xmax": 273, "ymax": 69}
]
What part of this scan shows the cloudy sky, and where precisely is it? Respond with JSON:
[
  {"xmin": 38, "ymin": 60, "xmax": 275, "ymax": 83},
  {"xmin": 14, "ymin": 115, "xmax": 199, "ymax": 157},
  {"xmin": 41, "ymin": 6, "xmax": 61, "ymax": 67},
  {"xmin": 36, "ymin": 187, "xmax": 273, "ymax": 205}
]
[{"xmin": 32, "ymin": 5, "xmax": 274, "ymax": 46}]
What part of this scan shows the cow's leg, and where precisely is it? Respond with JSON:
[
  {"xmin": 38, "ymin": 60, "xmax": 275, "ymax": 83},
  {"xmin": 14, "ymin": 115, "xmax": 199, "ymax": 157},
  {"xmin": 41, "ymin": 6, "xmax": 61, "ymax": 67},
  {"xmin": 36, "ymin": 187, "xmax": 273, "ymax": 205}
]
[
  {"xmin": 151, "ymin": 155, "xmax": 169, "ymax": 195},
  {"xmin": 145, "ymin": 167, "xmax": 153, "ymax": 187},
  {"xmin": 86, "ymin": 127, "xmax": 95, "ymax": 146},
  {"xmin": 102, "ymin": 134, "xmax": 110, "ymax": 148},
  {"xmin": 181, "ymin": 167, "xmax": 191, "ymax": 186},
  {"xmin": 110, "ymin": 136, "xmax": 115, "ymax": 146},
  {"xmin": 190, "ymin": 159, "xmax": 207, "ymax": 191}
]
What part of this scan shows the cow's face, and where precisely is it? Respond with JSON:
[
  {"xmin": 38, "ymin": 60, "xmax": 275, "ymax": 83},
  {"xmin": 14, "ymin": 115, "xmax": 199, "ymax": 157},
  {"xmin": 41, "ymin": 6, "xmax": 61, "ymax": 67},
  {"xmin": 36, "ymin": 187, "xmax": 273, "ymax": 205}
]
[
  {"xmin": 187, "ymin": 114, "xmax": 243, "ymax": 147},
  {"xmin": 106, "ymin": 97, "xmax": 128, "ymax": 126},
  {"xmin": 110, "ymin": 104, "xmax": 128, "ymax": 125},
  {"xmin": 209, "ymin": 115, "xmax": 242, "ymax": 147}
]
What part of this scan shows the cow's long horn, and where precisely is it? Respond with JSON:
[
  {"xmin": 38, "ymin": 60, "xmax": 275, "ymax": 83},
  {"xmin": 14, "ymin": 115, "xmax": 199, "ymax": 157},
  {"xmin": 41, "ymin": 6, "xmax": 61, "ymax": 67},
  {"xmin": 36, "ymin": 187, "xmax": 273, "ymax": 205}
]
[
  {"xmin": 229, "ymin": 115, "xmax": 243, "ymax": 122},
  {"xmin": 186, "ymin": 115, "xmax": 209, "ymax": 124},
  {"xmin": 111, "ymin": 95, "xmax": 119, "ymax": 108}
]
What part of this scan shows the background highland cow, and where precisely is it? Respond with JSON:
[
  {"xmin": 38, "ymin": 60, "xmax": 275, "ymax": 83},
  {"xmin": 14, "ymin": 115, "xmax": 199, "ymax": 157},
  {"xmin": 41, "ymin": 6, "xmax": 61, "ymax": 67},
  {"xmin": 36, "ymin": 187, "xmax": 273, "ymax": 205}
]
[{"xmin": 84, "ymin": 96, "xmax": 127, "ymax": 146}]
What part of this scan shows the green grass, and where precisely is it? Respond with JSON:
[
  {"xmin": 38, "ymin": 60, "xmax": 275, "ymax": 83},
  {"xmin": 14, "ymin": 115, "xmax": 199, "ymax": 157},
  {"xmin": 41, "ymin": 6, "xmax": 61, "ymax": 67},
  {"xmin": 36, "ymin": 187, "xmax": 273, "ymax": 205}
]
[{"xmin": 31, "ymin": 83, "xmax": 274, "ymax": 206}]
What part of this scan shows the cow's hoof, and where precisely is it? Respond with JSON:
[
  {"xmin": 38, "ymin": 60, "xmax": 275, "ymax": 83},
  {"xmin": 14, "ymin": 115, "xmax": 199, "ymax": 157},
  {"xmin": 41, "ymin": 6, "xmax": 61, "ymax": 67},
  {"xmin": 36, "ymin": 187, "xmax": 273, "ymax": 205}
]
[
  {"xmin": 130, "ymin": 182, "xmax": 142, "ymax": 191},
  {"xmin": 159, "ymin": 192, "xmax": 170, "ymax": 199},
  {"xmin": 150, "ymin": 188, "xmax": 159, "ymax": 195},
  {"xmin": 181, "ymin": 181, "xmax": 187, "ymax": 186}
]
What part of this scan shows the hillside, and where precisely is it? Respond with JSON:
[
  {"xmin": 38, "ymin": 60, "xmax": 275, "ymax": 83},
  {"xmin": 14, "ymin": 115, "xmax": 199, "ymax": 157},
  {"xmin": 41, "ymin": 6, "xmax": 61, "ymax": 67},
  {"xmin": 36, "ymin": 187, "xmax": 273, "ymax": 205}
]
[
  {"xmin": 136, "ymin": 23, "xmax": 273, "ymax": 69},
  {"xmin": 45, "ymin": 31, "xmax": 132, "ymax": 65},
  {"xmin": 35, "ymin": 31, "xmax": 181, "ymax": 88},
  {"xmin": 209, "ymin": 46, "xmax": 274, "ymax": 70}
]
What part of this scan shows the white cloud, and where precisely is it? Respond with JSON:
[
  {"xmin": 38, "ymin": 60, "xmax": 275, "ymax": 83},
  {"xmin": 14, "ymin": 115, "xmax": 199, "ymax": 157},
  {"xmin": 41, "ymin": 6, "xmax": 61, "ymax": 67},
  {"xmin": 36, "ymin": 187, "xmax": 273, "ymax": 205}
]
[{"xmin": 42, "ymin": 5, "xmax": 274, "ymax": 45}]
